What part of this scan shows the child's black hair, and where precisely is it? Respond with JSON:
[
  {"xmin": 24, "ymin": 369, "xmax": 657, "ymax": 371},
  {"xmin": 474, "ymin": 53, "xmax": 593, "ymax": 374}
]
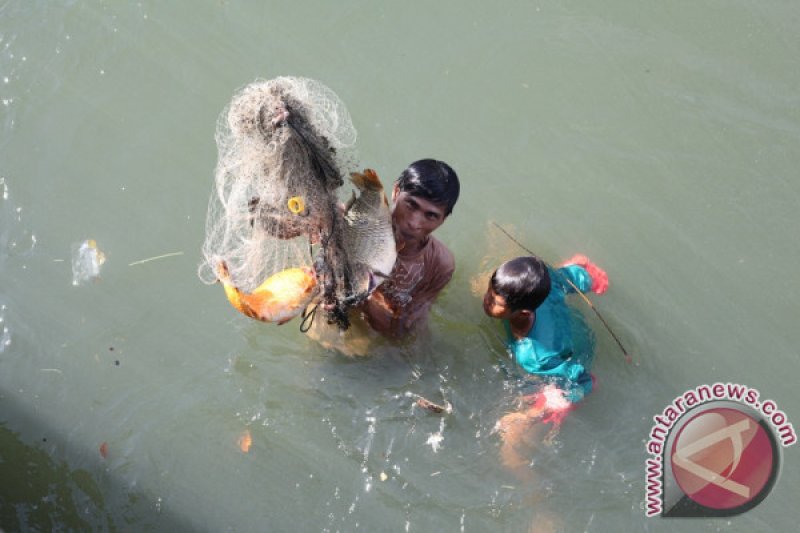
[
  {"xmin": 396, "ymin": 159, "xmax": 460, "ymax": 216},
  {"xmin": 491, "ymin": 256, "xmax": 551, "ymax": 312}
]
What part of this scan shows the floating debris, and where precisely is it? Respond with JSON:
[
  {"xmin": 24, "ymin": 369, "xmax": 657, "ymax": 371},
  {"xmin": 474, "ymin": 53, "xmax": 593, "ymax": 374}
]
[
  {"xmin": 128, "ymin": 251, "xmax": 183, "ymax": 267},
  {"xmin": 99, "ymin": 441, "xmax": 108, "ymax": 459},
  {"xmin": 71, "ymin": 239, "xmax": 105, "ymax": 285},
  {"xmin": 416, "ymin": 397, "xmax": 450, "ymax": 414},
  {"xmin": 407, "ymin": 391, "xmax": 451, "ymax": 415},
  {"xmin": 238, "ymin": 429, "xmax": 252, "ymax": 453}
]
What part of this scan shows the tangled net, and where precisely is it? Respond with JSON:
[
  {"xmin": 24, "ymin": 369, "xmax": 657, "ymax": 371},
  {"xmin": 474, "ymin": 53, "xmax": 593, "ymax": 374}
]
[{"xmin": 199, "ymin": 77, "xmax": 381, "ymax": 329}]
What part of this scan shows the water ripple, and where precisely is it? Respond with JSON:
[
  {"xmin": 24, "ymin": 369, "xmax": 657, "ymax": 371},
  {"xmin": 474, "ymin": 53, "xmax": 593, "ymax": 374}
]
[
  {"xmin": 0, "ymin": 303, "xmax": 10, "ymax": 353},
  {"xmin": 0, "ymin": 176, "xmax": 37, "ymax": 263}
]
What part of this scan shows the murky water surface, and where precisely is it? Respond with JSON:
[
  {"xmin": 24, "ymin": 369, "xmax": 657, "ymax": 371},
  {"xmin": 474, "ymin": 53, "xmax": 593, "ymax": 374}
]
[{"xmin": 1, "ymin": 1, "xmax": 799, "ymax": 531}]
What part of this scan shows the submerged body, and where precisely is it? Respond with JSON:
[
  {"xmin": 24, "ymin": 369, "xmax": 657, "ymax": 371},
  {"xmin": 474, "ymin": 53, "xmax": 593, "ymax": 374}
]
[
  {"xmin": 504, "ymin": 264, "xmax": 596, "ymax": 403},
  {"xmin": 483, "ymin": 255, "xmax": 608, "ymax": 478},
  {"xmin": 217, "ymin": 262, "xmax": 318, "ymax": 324}
]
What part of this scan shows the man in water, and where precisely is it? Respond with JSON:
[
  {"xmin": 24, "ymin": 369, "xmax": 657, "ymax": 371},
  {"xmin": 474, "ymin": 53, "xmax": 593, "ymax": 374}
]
[
  {"xmin": 359, "ymin": 158, "xmax": 460, "ymax": 338},
  {"xmin": 306, "ymin": 159, "xmax": 459, "ymax": 351}
]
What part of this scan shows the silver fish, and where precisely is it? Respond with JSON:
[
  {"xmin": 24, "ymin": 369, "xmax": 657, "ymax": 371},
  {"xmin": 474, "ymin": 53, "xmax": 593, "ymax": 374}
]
[{"xmin": 341, "ymin": 169, "xmax": 397, "ymax": 302}]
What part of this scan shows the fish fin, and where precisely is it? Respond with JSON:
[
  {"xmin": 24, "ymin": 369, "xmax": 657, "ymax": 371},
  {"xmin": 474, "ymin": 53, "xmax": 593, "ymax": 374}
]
[
  {"xmin": 367, "ymin": 270, "xmax": 394, "ymax": 294},
  {"xmin": 371, "ymin": 269, "xmax": 391, "ymax": 281},
  {"xmin": 235, "ymin": 288, "xmax": 278, "ymax": 322},
  {"xmin": 217, "ymin": 263, "xmax": 253, "ymax": 317},
  {"xmin": 344, "ymin": 190, "xmax": 357, "ymax": 214},
  {"xmin": 366, "ymin": 272, "xmax": 379, "ymax": 295}
]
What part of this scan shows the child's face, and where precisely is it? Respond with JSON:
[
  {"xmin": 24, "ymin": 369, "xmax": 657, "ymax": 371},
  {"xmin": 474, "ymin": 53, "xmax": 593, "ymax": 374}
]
[{"xmin": 483, "ymin": 284, "xmax": 512, "ymax": 319}]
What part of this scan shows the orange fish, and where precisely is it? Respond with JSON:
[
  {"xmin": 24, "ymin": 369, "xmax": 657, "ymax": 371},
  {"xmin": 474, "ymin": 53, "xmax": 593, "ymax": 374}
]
[
  {"xmin": 238, "ymin": 430, "xmax": 252, "ymax": 453},
  {"xmin": 217, "ymin": 262, "xmax": 318, "ymax": 324}
]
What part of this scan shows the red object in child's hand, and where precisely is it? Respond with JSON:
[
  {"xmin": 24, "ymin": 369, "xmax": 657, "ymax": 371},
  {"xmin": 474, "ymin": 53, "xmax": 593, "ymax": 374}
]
[{"xmin": 562, "ymin": 254, "xmax": 609, "ymax": 294}]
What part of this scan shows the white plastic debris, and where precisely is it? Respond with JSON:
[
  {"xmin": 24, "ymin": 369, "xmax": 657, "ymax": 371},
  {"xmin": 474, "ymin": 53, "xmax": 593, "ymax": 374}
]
[{"xmin": 71, "ymin": 239, "xmax": 106, "ymax": 285}]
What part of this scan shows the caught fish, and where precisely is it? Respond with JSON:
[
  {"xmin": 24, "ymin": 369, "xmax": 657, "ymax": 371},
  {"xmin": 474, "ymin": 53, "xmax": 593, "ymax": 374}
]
[
  {"xmin": 217, "ymin": 262, "xmax": 318, "ymax": 324},
  {"xmin": 341, "ymin": 169, "xmax": 397, "ymax": 303}
]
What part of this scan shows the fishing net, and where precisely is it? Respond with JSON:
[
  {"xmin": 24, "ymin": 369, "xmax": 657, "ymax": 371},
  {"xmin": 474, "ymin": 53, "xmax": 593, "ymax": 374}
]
[{"xmin": 199, "ymin": 76, "xmax": 387, "ymax": 329}]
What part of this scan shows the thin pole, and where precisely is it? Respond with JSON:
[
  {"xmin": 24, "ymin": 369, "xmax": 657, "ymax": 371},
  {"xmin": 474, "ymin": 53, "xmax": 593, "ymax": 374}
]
[{"xmin": 490, "ymin": 221, "xmax": 632, "ymax": 363}]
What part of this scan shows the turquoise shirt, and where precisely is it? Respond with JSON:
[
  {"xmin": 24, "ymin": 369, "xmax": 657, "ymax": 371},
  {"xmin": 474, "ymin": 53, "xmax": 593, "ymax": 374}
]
[{"xmin": 504, "ymin": 265, "xmax": 595, "ymax": 403}]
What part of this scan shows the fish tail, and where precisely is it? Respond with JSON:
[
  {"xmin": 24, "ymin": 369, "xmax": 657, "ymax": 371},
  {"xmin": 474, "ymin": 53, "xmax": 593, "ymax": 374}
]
[
  {"xmin": 349, "ymin": 168, "xmax": 384, "ymax": 192},
  {"xmin": 216, "ymin": 261, "xmax": 262, "ymax": 319}
]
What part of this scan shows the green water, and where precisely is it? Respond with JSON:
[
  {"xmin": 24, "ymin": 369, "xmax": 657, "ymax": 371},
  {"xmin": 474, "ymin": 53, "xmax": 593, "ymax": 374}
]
[{"xmin": 1, "ymin": 1, "xmax": 799, "ymax": 531}]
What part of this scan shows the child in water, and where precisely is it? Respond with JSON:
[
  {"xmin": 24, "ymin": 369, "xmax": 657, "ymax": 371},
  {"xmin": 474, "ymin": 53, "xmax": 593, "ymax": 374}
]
[{"xmin": 482, "ymin": 254, "xmax": 608, "ymax": 471}]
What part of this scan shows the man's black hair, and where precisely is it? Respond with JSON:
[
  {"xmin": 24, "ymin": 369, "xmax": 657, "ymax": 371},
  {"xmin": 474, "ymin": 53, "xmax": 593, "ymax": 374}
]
[
  {"xmin": 396, "ymin": 159, "xmax": 460, "ymax": 216},
  {"xmin": 491, "ymin": 256, "xmax": 551, "ymax": 312}
]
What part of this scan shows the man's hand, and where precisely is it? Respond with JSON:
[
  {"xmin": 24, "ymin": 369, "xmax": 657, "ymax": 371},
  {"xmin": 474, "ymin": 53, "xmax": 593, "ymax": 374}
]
[
  {"xmin": 359, "ymin": 289, "xmax": 396, "ymax": 336},
  {"xmin": 362, "ymin": 289, "xmax": 393, "ymax": 313}
]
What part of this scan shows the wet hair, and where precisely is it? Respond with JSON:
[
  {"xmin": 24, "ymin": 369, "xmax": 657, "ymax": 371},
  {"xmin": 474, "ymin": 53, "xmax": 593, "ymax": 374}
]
[
  {"xmin": 491, "ymin": 256, "xmax": 551, "ymax": 312},
  {"xmin": 395, "ymin": 159, "xmax": 460, "ymax": 216}
]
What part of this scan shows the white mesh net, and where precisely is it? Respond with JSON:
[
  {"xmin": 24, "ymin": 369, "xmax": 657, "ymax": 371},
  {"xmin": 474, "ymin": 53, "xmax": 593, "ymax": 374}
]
[
  {"xmin": 199, "ymin": 76, "xmax": 357, "ymax": 290},
  {"xmin": 199, "ymin": 77, "xmax": 392, "ymax": 330}
]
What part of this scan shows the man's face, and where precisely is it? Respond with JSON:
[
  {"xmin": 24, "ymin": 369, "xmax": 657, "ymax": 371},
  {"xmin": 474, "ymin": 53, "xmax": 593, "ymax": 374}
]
[
  {"xmin": 391, "ymin": 185, "xmax": 448, "ymax": 249},
  {"xmin": 483, "ymin": 284, "xmax": 512, "ymax": 319}
]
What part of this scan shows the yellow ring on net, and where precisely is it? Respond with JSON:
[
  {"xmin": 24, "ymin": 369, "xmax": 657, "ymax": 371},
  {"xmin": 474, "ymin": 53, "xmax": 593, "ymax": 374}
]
[{"xmin": 287, "ymin": 196, "xmax": 305, "ymax": 215}]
